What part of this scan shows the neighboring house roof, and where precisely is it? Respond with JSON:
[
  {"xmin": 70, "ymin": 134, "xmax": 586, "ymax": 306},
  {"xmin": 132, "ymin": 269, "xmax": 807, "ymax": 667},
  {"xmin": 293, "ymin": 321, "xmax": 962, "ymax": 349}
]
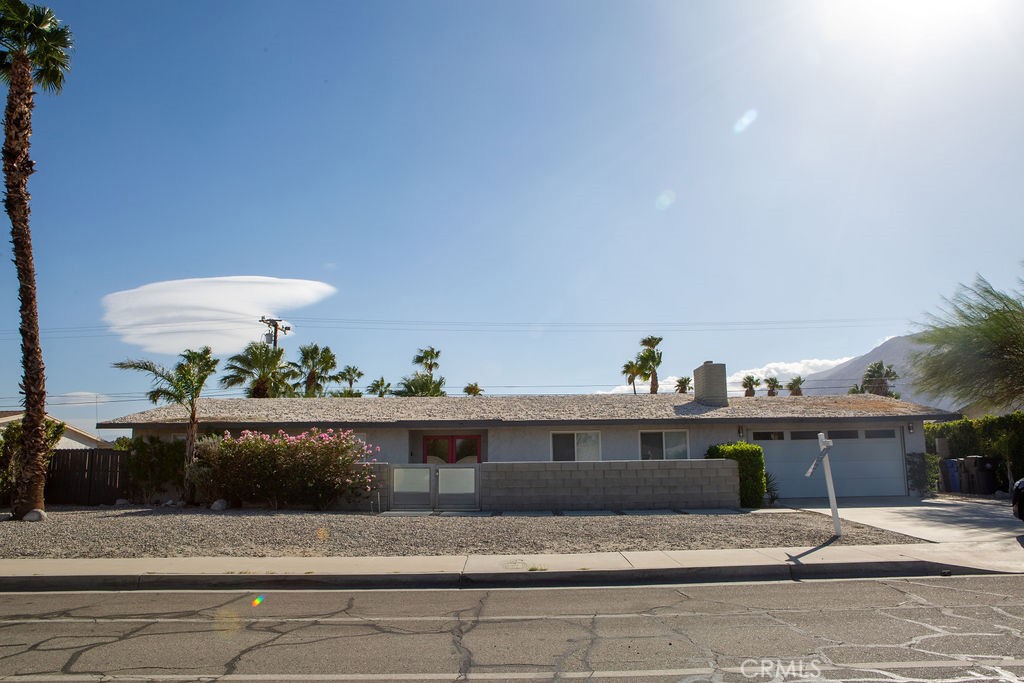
[
  {"xmin": 0, "ymin": 411, "xmax": 113, "ymax": 449},
  {"xmin": 97, "ymin": 394, "xmax": 956, "ymax": 431}
]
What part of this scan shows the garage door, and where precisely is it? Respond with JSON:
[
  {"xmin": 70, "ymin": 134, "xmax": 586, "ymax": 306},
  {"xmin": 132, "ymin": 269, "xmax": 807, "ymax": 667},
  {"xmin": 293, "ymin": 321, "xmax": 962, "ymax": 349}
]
[{"xmin": 754, "ymin": 428, "xmax": 907, "ymax": 499}]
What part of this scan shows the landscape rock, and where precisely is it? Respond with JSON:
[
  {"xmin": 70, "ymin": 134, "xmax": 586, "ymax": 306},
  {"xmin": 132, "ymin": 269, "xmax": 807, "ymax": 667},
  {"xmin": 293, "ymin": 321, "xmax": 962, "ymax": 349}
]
[
  {"xmin": 210, "ymin": 499, "xmax": 229, "ymax": 512},
  {"xmin": 22, "ymin": 509, "xmax": 47, "ymax": 522},
  {"xmin": 163, "ymin": 499, "xmax": 177, "ymax": 507},
  {"xmin": 115, "ymin": 499, "xmax": 130, "ymax": 506}
]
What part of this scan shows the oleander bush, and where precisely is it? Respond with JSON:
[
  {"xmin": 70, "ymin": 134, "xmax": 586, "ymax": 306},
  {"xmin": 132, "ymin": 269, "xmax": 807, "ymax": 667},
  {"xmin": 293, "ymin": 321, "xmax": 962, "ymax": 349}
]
[{"xmin": 193, "ymin": 428, "xmax": 377, "ymax": 509}]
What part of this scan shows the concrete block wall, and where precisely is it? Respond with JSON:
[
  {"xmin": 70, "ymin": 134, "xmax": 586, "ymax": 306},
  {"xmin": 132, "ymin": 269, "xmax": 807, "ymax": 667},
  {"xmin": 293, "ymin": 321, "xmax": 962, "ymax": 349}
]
[{"xmin": 477, "ymin": 459, "xmax": 739, "ymax": 511}]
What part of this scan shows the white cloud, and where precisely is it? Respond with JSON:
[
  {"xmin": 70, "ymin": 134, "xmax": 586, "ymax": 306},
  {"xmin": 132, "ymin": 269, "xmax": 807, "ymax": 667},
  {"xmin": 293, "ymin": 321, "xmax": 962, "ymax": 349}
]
[
  {"xmin": 727, "ymin": 357, "xmax": 850, "ymax": 393},
  {"xmin": 102, "ymin": 276, "xmax": 336, "ymax": 355},
  {"xmin": 597, "ymin": 375, "xmax": 686, "ymax": 395},
  {"xmin": 51, "ymin": 391, "xmax": 110, "ymax": 405}
]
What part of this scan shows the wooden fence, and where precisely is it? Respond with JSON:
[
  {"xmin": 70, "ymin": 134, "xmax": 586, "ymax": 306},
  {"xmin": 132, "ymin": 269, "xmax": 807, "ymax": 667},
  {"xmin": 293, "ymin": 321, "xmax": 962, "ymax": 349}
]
[{"xmin": 44, "ymin": 449, "xmax": 128, "ymax": 505}]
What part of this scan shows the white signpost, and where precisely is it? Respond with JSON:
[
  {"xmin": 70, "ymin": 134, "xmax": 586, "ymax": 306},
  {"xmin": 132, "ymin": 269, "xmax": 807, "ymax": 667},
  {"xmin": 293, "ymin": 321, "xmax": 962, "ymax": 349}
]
[{"xmin": 805, "ymin": 432, "xmax": 842, "ymax": 537}]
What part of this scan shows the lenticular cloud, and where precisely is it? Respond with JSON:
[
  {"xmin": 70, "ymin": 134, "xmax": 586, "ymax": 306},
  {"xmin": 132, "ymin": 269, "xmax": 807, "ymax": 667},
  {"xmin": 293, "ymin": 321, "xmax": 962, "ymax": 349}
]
[{"xmin": 102, "ymin": 276, "xmax": 337, "ymax": 355}]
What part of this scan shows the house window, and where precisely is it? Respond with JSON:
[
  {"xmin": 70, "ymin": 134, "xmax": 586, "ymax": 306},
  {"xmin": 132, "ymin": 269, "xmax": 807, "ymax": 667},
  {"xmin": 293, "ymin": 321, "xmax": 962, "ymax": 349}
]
[
  {"xmin": 752, "ymin": 431, "xmax": 785, "ymax": 441},
  {"xmin": 639, "ymin": 431, "xmax": 689, "ymax": 460},
  {"xmin": 827, "ymin": 430, "xmax": 859, "ymax": 440},
  {"xmin": 791, "ymin": 431, "xmax": 821, "ymax": 440},
  {"xmin": 865, "ymin": 429, "xmax": 896, "ymax": 439},
  {"xmin": 551, "ymin": 432, "xmax": 601, "ymax": 461}
]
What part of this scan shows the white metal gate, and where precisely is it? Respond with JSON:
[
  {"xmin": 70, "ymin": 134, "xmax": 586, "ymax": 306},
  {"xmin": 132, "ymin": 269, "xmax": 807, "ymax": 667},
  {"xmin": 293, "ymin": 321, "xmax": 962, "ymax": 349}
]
[{"xmin": 391, "ymin": 464, "xmax": 479, "ymax": 510}]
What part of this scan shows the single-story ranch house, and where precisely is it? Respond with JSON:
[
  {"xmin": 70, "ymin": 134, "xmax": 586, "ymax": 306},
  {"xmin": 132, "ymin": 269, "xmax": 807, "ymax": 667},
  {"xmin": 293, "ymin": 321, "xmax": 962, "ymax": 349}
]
[{"xmin": 99, "ymin": 362, "xmax": 955, "ymax": 509}]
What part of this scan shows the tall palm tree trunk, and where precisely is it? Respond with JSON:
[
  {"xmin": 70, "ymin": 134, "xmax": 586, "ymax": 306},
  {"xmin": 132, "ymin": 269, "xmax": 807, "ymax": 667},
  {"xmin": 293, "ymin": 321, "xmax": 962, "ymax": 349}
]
[
  {"xmin": 4, "ymin": 53, "xmax": 47, "ymax": 518},
  {"xmin": 649, "ymin": 370, "xmax": 658, "ymax": 394}
]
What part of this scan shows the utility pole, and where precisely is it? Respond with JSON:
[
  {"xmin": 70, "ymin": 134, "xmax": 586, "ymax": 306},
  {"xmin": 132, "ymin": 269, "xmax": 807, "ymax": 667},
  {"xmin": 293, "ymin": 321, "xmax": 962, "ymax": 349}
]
[{"xmin": 259, "ymin": 316, "xmax": 291, "ymax": 350}]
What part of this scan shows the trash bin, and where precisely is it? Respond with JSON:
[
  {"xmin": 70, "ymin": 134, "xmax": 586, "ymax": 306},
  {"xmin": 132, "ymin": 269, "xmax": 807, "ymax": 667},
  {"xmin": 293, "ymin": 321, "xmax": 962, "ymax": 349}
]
[
  {"xmin": 961, "ymin": 457, "xmax": 976, "ymax": 494},
  {"xmin": 975, "ymin": 458, "xmax": 997, "ymax": 495},
  {"xmin": 944, "ymin": 458, "xmax": 960, "ymax": 493},
  {"xmin": 1013, "ymin": 479, "xmax": 1024, "ymax": 520}
]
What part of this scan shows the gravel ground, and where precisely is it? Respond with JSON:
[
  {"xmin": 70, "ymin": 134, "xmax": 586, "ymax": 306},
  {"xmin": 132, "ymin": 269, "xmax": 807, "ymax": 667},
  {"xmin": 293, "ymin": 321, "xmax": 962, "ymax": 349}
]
[{"xmin": 0, "ymin": 506, "xmax": 923, "ymax": 559}]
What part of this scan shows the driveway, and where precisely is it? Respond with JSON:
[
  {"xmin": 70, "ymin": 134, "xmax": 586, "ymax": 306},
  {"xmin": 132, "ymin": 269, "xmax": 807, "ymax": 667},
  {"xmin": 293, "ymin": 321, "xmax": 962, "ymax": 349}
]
[{"xmin": 783, "ymin": 495, "xmax": 1023, "ymax": 543}]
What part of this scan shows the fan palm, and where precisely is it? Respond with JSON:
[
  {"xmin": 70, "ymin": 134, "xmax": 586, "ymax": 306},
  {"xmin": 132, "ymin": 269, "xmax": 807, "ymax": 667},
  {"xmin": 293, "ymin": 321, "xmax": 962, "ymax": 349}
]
[
  {"xmin": 413, "ymin": 346, "xmax": 441, "ymax": 378},
  {"xmin": 741, "ymin": 375, "xmax": 761, "ymax": 397},
  {"xmin": 288, "ymin": 343, "xmax": 341, "ymax": 398},
  {"xmin": 857, "ymin": 360, "xmax": 900, "ymax": 397},
  {"xmin": 367, "ymin": 377, "xmax": 391, "ymax": 397},
  {"xmin": 393, "ymin": 372, "xmax": 446, "ymax": 397},
  {"xmin": 621, "ymin": 360, "xmax": 642, "ymax": 395},
  {"xmin": 786, "ymin": 375, "xmax": 804, "ymax": 396},
  {"xmin": 674, "ymin": 376, "xmax": 692, "ymax": 393},
  {"xmin": 220, "ymin": 342, "xmax": 295, "ymax": 398},
  {"xmin": 638, "ymin": 336, "xmax": 664, "ymax": 394},
  {"xmin": 764, "ymin": 377, "xmax": 782, "ymax": 396},
  {"xmin": 113, "ymin": 348, "xmax": 218, "ymax": 499},
  {"xmin": 339, "ymin": 365, "xmax": 364, "ymax": 393},
  {"xmin": 1, "ymin": 0, "xmax": 72, "ymax": 519},
  {"xmin": 463, "ymin": 382, "xmax": 483, "ymax": 396}
]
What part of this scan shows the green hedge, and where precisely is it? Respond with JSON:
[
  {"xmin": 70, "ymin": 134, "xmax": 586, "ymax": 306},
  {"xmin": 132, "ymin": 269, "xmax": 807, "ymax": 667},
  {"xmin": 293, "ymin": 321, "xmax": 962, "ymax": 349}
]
[
  {"xmin": 706, "ymin": 441, "xmax": 766, "ymax": 508},
  {"xmin": 124, "ymin": 437, "xmax": 185, "ymax": 503},
  {"xmin": 925, "ymin": 412, "xmax": 1024, "ymax": 490}
]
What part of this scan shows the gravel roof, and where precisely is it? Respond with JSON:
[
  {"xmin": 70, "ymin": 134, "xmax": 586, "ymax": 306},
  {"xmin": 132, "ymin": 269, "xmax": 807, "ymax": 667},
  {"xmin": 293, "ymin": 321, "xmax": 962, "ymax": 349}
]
[{"xmin": 98, "ymin": 393, "xmax": 956, "ymax": 430}]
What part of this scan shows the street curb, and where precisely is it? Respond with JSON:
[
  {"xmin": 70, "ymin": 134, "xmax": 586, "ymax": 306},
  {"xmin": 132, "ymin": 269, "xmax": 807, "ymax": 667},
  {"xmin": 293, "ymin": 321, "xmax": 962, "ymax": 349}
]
[{"xmin": 0, "ymin": 560, "xmax": 1003, "ymax": 592}]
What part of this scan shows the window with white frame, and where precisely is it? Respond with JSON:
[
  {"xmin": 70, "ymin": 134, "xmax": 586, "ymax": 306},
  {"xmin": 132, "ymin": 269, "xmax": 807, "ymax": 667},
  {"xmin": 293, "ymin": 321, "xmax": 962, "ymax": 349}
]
[
  {"xmin": 551, "ymin": 431, "xmax": 601, "ymax": 461},
  {"xmin": 639, "ymin": 430, "xmax": 689, "ymax": 460}
]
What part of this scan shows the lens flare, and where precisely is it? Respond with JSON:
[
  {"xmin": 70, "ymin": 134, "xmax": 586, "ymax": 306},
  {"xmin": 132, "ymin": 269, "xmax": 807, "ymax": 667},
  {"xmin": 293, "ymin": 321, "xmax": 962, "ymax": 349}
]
[
  {"xmin": 655, "ymin": 190, "xmax": 677, "ymax": 211},
  {"xmin": 251, "ymin": 595, "xmax": 265, "ymax": 607},
  {"xmin": 733, "ymin": 109, "xmax": 758, "ymax": 134}
]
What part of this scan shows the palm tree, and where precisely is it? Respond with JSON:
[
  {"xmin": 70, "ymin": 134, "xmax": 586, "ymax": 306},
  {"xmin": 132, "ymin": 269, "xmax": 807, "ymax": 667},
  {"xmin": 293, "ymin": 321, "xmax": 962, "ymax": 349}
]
[
  {"xmin": 621, "ymin": 360, "xmax": 642, "ymax": 395},
  {"xmin": 113, "ymin": 348, "xmax": 218, "ymax": 500},
  {"xmin": 220, "ymin": 342, "xmax": 295, "ymax": 398},
  {"xmin": 764, "ymin": 377, "xmax": 782, "ymax": 397},
  {"xmin": 338, "ymin": 365, "xmax": 364, "ymax": 396},
  {"xmin": 413, "ymin": 346, "xmax": 441, "ymax": 379},
  {"xmin": 674, "ymin": 376, "xmax": 692, "ymax": 393},
  {"xmin": 393, "ymin": 371, "xmax": 446, "ymax": 397},
  {"xmin": 741, "ymin": 375, "xmax": 761, "ymax": 397},
  {"xmin": 856, "ymin": 360, "xmax": 900, "ymax": 398},
  {"xmin": 1, "ymin": 0, "xmax": 72, "ymax": 519},
  {"xmin": 638, "ymin": 336, "xmax": 664, "ymax": 394},
  {"xmin": 913, "ymin": 273, "xmax": 1024, "ymax": 410},
  {"xmin": 367, "ymin": 377, "xmax": 391, "ymax": 397},
  {"xmin": 288, "ymin": 343, "xmax": 341, "ymax": 397},
  {"xmin": 463, "ymin": 382, "xmax": 483, "ymax": 396},
  {"xmin": 786, "ymin": 375, "xmax": 804, "ymax": 396}
]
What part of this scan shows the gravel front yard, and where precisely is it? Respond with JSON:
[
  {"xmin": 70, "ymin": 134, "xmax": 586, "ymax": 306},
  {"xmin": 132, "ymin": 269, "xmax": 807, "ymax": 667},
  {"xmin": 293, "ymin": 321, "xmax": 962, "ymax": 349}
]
[{"xmin": 0, "ymin": 506, "xmax": 923, "ymax": 559}]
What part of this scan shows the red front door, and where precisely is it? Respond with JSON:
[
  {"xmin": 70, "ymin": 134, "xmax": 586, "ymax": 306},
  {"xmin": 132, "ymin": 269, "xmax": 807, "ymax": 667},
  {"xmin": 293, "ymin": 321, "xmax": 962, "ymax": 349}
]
[{"xmin": 423, "ymin": 435, "xmax": 481, "ymax": 464}]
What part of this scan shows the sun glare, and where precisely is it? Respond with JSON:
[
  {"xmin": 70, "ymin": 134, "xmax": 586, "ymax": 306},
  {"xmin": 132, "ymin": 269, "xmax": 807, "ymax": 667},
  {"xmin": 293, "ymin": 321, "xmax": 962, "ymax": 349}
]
[{"xmin": 818, "ymin": 0, "xmax": 1007, "ymax": 55}]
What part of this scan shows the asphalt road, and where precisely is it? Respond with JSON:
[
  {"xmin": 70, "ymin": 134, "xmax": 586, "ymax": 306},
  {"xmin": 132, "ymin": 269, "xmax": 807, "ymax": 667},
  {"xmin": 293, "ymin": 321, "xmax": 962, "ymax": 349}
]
[{"xmin": 1, "ymin": 576, "xmax": 1023, "ymax": 681}]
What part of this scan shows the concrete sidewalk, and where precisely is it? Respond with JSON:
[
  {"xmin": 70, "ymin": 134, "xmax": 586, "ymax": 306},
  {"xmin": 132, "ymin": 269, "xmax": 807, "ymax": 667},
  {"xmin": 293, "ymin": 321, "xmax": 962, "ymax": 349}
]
[{"xmin": 0, "ymin": 539, "xmax": 1020, "ymax": 591}]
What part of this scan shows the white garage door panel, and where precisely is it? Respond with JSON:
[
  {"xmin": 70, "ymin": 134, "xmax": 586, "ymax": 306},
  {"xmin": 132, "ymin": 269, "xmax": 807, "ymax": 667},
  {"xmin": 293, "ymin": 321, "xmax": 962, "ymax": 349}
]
[{"xmin": 761, "ymin": 434, "xmax": 906, "ymax": 499}]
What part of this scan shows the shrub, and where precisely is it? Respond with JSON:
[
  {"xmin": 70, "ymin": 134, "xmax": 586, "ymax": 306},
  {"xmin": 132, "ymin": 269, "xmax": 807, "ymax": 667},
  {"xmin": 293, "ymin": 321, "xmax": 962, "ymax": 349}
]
[
  {"xmin": 124, "ymin": 437, "xmax": 185, "ymax": 503},
  {"xmin": 196, "ymin": 428, "xmax": 378, "ymax": 510},
  {"xmin": 905, "ymin": 452, "xmax": 940, "ymax": 497},
  {"xmin": 925, "ymin": 412, "xmax": 1024, "ymax": 490},
  {"xmin": 0, "ymin": 418, "xmax": 66, "ymax": 503},
  {"xmin": 706, "ymin": 441, "xmax": 766, "ymax": 508}
]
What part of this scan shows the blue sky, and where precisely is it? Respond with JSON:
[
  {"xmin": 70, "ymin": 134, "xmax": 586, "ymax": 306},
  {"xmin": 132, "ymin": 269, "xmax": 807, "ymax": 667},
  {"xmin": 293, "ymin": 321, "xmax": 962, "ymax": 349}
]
[{"xmin": 1, "ymin": 0, "xmax": 1022, "ymax": 435}]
